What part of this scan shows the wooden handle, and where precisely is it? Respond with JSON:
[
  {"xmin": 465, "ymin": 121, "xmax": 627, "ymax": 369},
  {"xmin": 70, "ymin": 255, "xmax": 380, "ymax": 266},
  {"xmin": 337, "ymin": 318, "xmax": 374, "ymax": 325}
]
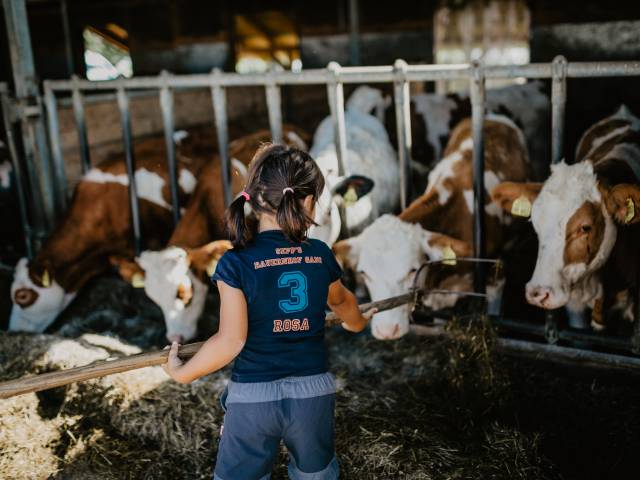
[{"xmin": 0, "ymin": 290, "xmax": 424, "ymax": 399}]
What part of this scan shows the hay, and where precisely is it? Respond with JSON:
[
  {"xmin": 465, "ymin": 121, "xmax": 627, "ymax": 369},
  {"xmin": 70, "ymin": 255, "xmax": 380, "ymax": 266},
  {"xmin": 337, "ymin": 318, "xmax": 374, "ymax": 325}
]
[{"xmin": 2, "ymin": 276, "xmax": 640, "ymax": 478}]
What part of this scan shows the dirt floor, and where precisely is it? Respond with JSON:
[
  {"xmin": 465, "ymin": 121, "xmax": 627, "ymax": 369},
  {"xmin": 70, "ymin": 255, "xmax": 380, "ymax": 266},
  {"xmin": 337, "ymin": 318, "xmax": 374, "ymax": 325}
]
[{"xmin": 2, "ymin": 274, "xmax": 640, "ymax": 480}]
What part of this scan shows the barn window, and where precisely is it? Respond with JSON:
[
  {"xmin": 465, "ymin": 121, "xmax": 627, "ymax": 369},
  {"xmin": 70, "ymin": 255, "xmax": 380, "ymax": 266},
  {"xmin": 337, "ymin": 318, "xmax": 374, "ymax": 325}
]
[
  {"xmin": 83, "ymin": 24, "xmax": 133, "ymax": 81},
  {"xmin": 434, "ymin": 0, "xmax": 530, "ymax": 93},
  {"xmin": 234, "ymin": 11, "xmax": 302, "ymax": 74}
]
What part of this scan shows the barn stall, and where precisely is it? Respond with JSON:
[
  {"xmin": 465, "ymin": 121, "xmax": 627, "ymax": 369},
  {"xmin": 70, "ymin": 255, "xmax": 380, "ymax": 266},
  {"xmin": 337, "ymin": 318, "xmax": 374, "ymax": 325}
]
[{"xmin": 2, "ymin": 1, "xmax": 640, "ymax": 478}]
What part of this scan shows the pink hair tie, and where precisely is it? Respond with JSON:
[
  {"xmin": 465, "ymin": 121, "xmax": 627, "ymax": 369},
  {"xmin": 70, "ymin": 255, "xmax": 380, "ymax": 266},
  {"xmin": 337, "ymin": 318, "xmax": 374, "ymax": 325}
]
[
  {"xmin": 282, "ymin": 187, "xmax": 294, "ymax": 195},
  {"xmin": 240, "ymin": 191, "xmax": 250, "ymax": 201}
]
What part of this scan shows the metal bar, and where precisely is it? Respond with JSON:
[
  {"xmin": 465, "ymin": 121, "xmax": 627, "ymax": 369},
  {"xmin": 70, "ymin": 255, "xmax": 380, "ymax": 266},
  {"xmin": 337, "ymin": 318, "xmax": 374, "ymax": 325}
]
[
  {"xmin": 159, "ymin": 71, "xmax": 180, "ymax": 225},
  {"xmin": 326, "ymin": 62, "xmax": 348, "ymax": 177},
  {"xmin": 469, "ymin": 61, "xmax": 486, "ymax": 294},
  {"xmin": 116, "ymin": 85, "xmax": 142, "ymax": 255},
  {"xmin": 71, "ymin": 75, "xmax": 91, "ymax": 173},
  {"xmin": 60, "ymin": 0, "xmax": 74, "ymax": 75},
  {"xmin": 44, "ymin": 61, "xmax": 640, "ymax": 92},
  {"xmin": 348, "ymin": 0, "xmax": 361, "ymax": 65},
  {"xmin": 551, "ymin": 55, "xmax": 568, "ymax": 164},
  {"xmin": 0, "ymin": 90, "xmax": 33, "ymax": 258},
  {"xmin": 43, "ymin": 84, "xmax": 68, "ymax": 215},
  {"xmin": 393, "ymin": 59, "xmax": 413, "ymax": 209},
  {"xmin": 265, "ymin": 75, "xmax": 283, "ymax": 144},
  {"xmin": 210, "ymin": 69, "xmax": 232, "ymax": 206},
  {"xmin": 3, "ymin": 0, "xmax": 56, "ymax": 237}
]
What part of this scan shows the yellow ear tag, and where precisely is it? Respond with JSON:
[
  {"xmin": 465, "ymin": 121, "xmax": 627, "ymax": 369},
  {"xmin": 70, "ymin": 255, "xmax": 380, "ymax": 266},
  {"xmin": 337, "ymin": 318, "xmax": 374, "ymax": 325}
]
[
  {"xmin": 442, "ymin": 245, "xmax": 457, "ymax": 266},
  {"xmin": 131, "ymin": 272, "xmax": 145, "ymax": 288},
  {"xmin": 624, "ymin": 197, "xmax": 635, "ymax": 224},
  {"xmin": 511, "ymin": 195, "xmax": 532, "ymax": 218},
  {"xmin": 41, "ymin": 269, "xmax": 51, "ymax": 288},
  {"xmin": 343, "ymin": 186, "xmax": 358, "ymax": 207},
  {"xmin": 206, "ymin": 259, "xmax": 218, "ymax": 277}
]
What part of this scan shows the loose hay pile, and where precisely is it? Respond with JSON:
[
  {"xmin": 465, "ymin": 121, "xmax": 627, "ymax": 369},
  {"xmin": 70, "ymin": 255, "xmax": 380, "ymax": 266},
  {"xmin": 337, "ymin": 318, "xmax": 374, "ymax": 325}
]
[{"xmin": 2, "ymin": 302, "xmax": 640, "ymax": 479}]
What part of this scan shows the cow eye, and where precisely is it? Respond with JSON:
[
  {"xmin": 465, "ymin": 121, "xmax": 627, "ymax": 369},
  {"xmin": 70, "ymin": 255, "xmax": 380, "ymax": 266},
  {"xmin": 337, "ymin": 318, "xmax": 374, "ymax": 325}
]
[{"xmin": 580, "ymin": 225, "xmax": 592, "ymax": 234}]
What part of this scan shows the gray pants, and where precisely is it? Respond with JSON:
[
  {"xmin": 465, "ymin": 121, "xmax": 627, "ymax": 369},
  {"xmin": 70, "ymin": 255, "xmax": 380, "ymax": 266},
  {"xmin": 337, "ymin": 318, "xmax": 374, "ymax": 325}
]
[{"xmin": 214, "ymin": 373, "xmax": 339, "ymax": 480}]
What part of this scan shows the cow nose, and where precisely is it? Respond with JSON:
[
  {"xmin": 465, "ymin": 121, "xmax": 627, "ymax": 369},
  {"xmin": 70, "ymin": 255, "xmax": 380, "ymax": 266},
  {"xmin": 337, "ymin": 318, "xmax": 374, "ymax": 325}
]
[
  {"xmin": 527, "ymin": 286, "xmax": 552, "ymax": 308},
  {"xmin": 167, "ymin": 334, "xmax": 184, "ymax": 344},
  {"xmin": 373, "ymin": 323, "xmax": 401, "ymax": 340}
]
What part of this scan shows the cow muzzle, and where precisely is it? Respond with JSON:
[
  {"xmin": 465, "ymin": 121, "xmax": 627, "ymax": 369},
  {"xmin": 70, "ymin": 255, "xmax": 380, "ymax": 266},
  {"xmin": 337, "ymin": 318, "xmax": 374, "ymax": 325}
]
[{"xmin": 525, "ymin": 284, "xmax": 561, "ymax": 309}]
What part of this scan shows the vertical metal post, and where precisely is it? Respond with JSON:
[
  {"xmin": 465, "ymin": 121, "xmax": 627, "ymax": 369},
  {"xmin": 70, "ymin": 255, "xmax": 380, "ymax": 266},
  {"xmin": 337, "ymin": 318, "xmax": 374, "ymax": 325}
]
[
  {"xmin": 71, "ymin": 75, "xmax": 91, "ymax": 173},
  {"xmin": 43, "ymin": 83, "xmax": 67, "ymax": 215},
  {"xmin": 326, "ymin": 62, "xmax": 348, "ymax": 177},
  {"xmin": 159, "ymin": 71, "xmax": 181, "ymax": 225},
  {"xmin": 393, "ymin": 59, "xmax": 413, "ymax": 209},
  {"xmin": 470, "ymin": 61, "xmax": 486, "ymax": 294},
  {"xmin": 210, "ymin": 69, "xmax": 232, "ymax": 206},
  {"xmin": 1, "ymin": 89, "xmax": 33, "ymax": 258},
  {"xmin": 265, "ymin": 74, "xmax": 283, "ymax": 144},
  {"xmin": 348, "ymin": 0, "xmax": 361, "ymax": 65},
  {"xmin": 3, "ymin": 0, "xmax": 56, "ymax": 237},
  {"xmin": 116, "ymin": 85, "xmax": 142, "ymax": 255},
  {"xmin": 551, "ymin": 55, "xmax": 568, "ymax": 164},
  {"xmin": 60, "ymin": 0, "xmax": 74, "ymax": 75}
]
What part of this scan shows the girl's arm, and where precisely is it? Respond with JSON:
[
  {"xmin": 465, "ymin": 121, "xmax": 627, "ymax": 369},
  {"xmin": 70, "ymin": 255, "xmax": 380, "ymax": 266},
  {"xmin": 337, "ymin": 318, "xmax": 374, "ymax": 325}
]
[
  {"xmin": 163, "ymin": 281, "xmax": 248, "ymax": 384},
  {"xmin": 327, "ymin": 279, "xmax": 376, "ymax": 333}
]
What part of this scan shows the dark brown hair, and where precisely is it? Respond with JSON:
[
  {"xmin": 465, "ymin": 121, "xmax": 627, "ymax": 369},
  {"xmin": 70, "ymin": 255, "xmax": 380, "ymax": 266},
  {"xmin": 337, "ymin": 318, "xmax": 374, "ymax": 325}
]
[{"xmin": 226, "ymin": 143, "xmax": 325, "ymax": 248}]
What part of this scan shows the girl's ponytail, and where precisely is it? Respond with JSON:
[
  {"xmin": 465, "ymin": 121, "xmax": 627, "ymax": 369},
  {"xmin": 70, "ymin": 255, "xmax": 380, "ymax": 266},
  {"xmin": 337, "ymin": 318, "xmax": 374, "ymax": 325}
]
[
  {"xmin": 225, "ymin": 143, "xmax": 324, "ymax": 248},
  {"xmin": 225, "ymin": 191, "xmax": 251, "ymax": 248},
  {"xmin": 276, "ymin": 187, "xmax": 315, "ymax": 243}
]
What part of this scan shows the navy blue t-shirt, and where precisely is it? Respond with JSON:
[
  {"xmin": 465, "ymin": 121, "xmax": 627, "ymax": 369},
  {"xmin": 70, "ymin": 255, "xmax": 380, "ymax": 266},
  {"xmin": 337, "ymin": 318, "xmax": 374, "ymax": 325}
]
[{"xmin": 212, "ymin": 230, "xmax": 343, "ymax": 383}]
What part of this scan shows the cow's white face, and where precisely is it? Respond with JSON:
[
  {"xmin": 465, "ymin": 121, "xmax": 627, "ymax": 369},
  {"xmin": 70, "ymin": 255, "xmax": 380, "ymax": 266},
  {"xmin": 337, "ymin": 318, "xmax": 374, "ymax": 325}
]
[
  {"xmin": 9, "ymin": 258, "xmax": 76, "ymax": 332},
  {"xmin": 334, "ymin": 215, "xmax": 471, "ymax": 340},
  {"xmin": 526, "ymin": 162, "xmax": 617, "ymax": 309},
  {"xmin": 137, "ymin": 247, "xmax": 202, "ymax": 343},
  {"xmin": 309, "ymin": 186, "xmax": 341, "ymax": 245}
]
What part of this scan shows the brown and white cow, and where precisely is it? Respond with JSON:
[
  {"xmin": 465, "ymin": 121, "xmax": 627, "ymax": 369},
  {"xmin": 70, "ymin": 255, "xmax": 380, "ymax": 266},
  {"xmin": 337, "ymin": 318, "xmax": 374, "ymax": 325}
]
[
  {"xmin": 115, "ymin": 126, "xmax": 312, "ymax": 342},
  {"xmin": 8, "ymin": 134, "xmax": 211, "ymax": 332},
  {"xmin": 386, "ymin": 81, "xmax": 550, "ymax": 197},
  {"xmin": 334, "ymin": 114, "xmax": 532, "ymax": 339},
  {"xmin": 491, "ymin": 105, "xmax": 640, "ymax": 331}
]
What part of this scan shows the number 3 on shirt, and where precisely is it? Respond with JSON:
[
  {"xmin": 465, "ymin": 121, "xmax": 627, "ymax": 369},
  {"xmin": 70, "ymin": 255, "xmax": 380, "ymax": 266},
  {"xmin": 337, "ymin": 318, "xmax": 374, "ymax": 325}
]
[{"xmin": 278, "ymin": 271, "xmax": 308, "ymax": 313}]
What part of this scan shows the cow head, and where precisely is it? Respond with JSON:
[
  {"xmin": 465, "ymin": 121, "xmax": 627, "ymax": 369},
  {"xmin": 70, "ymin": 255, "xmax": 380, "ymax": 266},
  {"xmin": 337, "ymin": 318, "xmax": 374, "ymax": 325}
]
[
  {"xmin": 333, "ymin": 215, "xmax": 472, "ymax": 340},
  {"xmin": 491, "ymin": 161, "xmax": 640, "ymax": 310},
  {"xmin": 115, "ymin": 240, "xmax": 232, "ymax": 343},
  {"xmin": 9, "ymin": 258, "xmax": 76, "ymax": 332},
  {"xmin": 309, "ymin": 174, "xmax": 375, "ymax": 245}
]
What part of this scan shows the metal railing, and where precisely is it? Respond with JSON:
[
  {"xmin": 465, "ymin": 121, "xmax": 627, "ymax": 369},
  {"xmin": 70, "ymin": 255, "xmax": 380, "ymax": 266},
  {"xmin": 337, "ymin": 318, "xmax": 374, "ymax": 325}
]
[{"xmin": 40, "ymin": 57, "xmax": 640, "ymax": 356}]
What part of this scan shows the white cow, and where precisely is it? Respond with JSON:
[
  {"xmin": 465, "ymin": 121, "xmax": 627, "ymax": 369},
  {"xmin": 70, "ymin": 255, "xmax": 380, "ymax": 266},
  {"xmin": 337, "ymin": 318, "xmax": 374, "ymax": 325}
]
[{"xmin": 309, "ymin": 87, "xmax": 400, "ymax": 245}]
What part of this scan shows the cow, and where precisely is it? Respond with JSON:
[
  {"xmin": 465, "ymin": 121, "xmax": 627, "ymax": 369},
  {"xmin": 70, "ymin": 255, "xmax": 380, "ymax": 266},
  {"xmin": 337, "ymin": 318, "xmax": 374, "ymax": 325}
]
[
  {"xmin": 113, "ymin": 127, "xmax": 312, "ymax": 343},
  {"xmin": 333, "ymin": 114, "xmax": 532, "ymax": 339},
  {"xmin": 491, "ymin": 105, "xmax": 640, "ymax": 331},
  {"xmin": 385, "ymin": 81, "xmax": 550, "ymax": 197},
  {"xmin": 8, "ymin": 130, "xmax": 217, "ymax": 333},
  {"xmin": 309, "ymin": 86, "xmax": 400, "ymax": 245}
]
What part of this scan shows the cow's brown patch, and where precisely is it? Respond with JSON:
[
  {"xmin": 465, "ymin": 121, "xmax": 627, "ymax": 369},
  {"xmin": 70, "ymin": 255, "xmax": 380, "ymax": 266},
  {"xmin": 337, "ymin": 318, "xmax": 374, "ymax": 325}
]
[
  {"xmin": 563, "ymin": 201, "xmax": 605, "ymax": 266},
  {"xmin": 427, "ymin": 233, "xmax": 473, "ymax": 258},
  {"xmin": 603, "ymin": 183, "xmax": 640, "ymax": 225},
  {"xmin": 400, "ymin": 117, "xmax": 530, "ymax": 258},
  {"xmin": 176, "ymin": 283, "xmax": 193, "ymax": 306},
  {"xmin": 575, "ymin": 118, "xmax": 631, "ymax": 162}
]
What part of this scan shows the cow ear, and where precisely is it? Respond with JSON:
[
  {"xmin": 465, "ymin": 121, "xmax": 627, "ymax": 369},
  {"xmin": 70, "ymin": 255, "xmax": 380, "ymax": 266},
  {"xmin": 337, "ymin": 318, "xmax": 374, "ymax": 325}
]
[
  {"xmin": 604, "ymin": 183, "xmax": 640, "ymax": 225},
  {"xmin": 186, "ymin": 240, "xmax": 233, "ymax": 276},
  {"xmin": 423, "ymin": 232, "xmax": 473, "ymax": 263},
  {"xmin": 332, "ymin": 237, "xmax": 361, "ymax": 270},
  {"xmin": 110, "ymin": 256, "xmax": 145, "ymax": 288},
  {"xmin": 490, "ymin": 182, "xmax": 543, "ymax": 216}
]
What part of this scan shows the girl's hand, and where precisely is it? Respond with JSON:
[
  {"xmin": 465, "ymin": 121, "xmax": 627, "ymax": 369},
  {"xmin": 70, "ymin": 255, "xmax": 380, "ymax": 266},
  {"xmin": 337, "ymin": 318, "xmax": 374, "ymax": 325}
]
[
  {"xmin": 162, "ymin": 342, "xmax": 184, "ymax": 380},
  {"xmin": 362, "ymin": 307, "xmax": 378, "ymax": 322}
]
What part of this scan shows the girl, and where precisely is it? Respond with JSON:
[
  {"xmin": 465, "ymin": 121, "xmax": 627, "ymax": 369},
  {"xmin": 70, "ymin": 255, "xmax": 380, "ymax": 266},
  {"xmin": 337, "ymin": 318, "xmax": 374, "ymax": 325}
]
[{"xmin": 163, "ymin": 143, "xmax": 376, "ymax": 480}]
